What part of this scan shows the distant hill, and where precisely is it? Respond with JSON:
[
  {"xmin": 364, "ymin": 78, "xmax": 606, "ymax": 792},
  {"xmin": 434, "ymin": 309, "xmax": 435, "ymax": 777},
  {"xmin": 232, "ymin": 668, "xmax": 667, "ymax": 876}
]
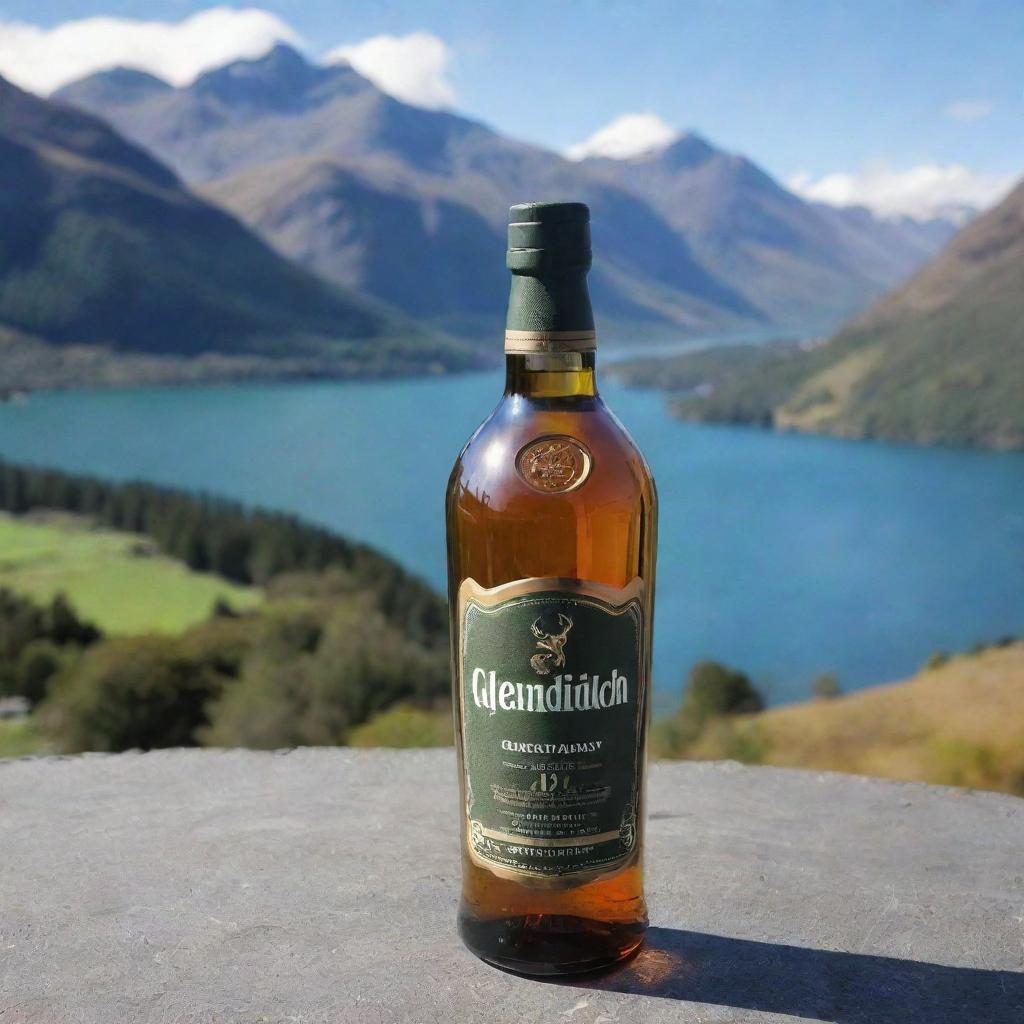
[
  {"xmin": 0, "ymin": 74, "xmax": 472, "ymax": 383},
  {"xmin": 614, "ymin": 175, "xmax": 1024, "ymax": 449},
  {"xmin": 56, "ymin": 45, "xmax": 955, "ymax": 341}
]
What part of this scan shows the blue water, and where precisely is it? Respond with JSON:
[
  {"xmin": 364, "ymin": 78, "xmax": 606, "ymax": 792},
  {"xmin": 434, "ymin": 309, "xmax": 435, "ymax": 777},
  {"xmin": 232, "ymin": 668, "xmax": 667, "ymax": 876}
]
[{"xmin": 1, "ymin": 372, "xmax": 1022, "ymax": 709}]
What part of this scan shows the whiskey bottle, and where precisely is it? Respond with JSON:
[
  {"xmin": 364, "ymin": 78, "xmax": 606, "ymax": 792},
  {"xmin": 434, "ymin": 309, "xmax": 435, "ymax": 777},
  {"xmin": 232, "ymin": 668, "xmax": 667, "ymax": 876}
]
[{"xmin": 446, "ymin": 202, "xmax": 658, "ymax": 974}]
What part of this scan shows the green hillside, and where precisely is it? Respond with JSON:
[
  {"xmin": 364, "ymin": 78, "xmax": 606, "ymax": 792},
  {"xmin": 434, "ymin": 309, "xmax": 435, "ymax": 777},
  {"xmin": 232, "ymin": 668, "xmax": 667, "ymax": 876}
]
[
  {"xmin": 771, "ymin": 178, "xmax": 1024, "ymax": 447},
  {"xmin": 0, "ymin": 463, "xmax": 451, "ymax": 759},
  {"xmin": 615, "ymin": 176, "xmax": 1024, "ymax": 449}
]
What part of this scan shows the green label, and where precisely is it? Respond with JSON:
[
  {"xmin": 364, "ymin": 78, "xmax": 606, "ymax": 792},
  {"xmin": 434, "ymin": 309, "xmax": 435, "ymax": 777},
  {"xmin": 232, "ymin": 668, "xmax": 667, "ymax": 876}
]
[{"xmin": 458, "ymin": 578, "xmax": 646, "ymax": 883}]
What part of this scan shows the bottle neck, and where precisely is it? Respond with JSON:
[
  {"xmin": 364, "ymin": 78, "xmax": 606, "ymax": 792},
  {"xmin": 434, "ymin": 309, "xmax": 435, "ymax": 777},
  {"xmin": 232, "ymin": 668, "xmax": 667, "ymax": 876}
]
[
  {"xmin": 503, "ymin": 262, "xmax": 597, "ymax": 401},
  {"xmin": 504, "ymin": 351, "xmax": 598, "ymax": 399}
]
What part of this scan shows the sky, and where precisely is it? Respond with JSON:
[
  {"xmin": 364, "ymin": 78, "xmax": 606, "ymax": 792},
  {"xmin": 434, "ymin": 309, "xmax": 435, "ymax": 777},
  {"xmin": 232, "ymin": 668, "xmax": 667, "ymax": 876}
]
[{"xmin": 0, "ymin": 1, "xmax": 1020, "ymax": 217}]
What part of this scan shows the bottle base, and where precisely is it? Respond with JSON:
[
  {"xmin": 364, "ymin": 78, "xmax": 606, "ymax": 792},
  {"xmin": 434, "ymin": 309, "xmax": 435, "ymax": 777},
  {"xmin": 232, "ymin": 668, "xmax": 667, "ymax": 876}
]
[{"xmin": 459, "ymin": 914, "xmax": 646, "ymax": 977}]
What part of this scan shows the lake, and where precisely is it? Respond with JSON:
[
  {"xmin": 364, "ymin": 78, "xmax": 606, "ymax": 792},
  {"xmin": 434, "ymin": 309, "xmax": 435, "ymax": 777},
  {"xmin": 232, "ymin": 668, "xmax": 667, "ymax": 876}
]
[{"xmin": 1, "ymin": 370, "xmax": 1022, "ymax": 709}]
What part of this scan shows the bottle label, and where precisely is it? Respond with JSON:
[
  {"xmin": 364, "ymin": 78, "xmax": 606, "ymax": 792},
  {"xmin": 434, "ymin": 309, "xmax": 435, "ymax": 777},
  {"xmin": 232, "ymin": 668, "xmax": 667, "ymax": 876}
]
[{"xmin": 457, "ymin": 576, "xmax": 647, "ymax": 885}]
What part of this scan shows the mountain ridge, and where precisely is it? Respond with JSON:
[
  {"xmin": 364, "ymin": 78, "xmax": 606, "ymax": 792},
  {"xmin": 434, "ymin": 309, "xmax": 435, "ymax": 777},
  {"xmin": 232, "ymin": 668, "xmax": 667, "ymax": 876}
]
[
  {"xmin": 56, "ymin": 45, "xmax": 957, "ymax": 341},
  {"xmin": 576, "ymin": 137, "xmax": 958, "ymax": 324},
  {"xmin": 59, "ymin": 46, "xmax": 757, "ymax": 339}
]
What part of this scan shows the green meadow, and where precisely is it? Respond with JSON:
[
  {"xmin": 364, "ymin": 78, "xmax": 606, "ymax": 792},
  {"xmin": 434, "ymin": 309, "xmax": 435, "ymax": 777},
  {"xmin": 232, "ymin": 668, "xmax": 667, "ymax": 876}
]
[{"xmin": 0, "ymin": 513, "xmax": 261, "ymax": 635}]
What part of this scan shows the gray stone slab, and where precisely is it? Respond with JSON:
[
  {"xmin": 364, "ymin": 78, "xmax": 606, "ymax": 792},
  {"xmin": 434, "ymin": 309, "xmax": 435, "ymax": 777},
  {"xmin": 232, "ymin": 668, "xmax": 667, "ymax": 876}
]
[{"xmin": 1, "ymin": 749, "xmax": 1022, "ymax": 1023}]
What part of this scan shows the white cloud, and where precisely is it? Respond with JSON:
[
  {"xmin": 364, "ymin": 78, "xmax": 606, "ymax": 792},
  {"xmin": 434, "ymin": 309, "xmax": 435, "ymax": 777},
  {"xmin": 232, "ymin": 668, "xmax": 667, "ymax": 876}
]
[
  {"xmin": 788, "ymin": 164, "xmax": 1015, "ymax": 221},
  {"xmin": 565, "ymin": 113, "xmax": 678, "ymax": 161},
  {"xmin": 945, "ymin": 98, "xmax": 995, "ymax": 123},
  {"xmin": 324, "ymin": 32, "xmax": 455, "ymax": 109},
  {"xmin": 0, "ymin": 11, "xmax": 460, "ymax": 110},
  {"xmin": 0, "ymin": 7, "xmax": 299, "ymax": 94}
]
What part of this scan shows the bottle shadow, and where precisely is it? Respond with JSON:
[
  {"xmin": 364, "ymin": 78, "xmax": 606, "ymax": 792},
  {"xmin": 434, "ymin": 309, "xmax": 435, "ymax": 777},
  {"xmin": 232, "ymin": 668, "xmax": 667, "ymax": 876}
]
[{"xmin": 553, "ymin": 927, "xmax": 1024, "ymax": 1024}]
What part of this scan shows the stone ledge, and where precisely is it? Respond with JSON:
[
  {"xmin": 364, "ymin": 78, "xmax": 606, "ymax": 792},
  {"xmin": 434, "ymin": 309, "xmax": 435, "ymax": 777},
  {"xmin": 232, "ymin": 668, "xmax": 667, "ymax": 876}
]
[{"xmin": 1, "ymin": 749, "xmax": 1022, "ymax": 1023}]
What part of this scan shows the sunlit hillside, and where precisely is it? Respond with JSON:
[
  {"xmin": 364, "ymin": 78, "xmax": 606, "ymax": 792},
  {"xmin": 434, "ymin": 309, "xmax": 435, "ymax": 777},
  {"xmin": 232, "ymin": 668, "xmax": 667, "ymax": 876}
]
[{"xmin": 658, "ymin": 644, "xmax": 1024, "ymax": 796}]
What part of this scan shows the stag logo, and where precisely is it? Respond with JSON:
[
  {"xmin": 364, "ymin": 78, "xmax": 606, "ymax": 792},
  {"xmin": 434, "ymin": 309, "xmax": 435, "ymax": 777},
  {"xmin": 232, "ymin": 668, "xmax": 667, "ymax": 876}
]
[{"xmin": 530, "ymin": 613, "xmax": 573, "ymax": 676}]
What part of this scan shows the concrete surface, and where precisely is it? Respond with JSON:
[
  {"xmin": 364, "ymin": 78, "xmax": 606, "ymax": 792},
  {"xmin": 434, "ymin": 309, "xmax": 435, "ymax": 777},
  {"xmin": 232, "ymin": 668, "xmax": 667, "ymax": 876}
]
[{"xmin": 1, "ymin": 748, "xmax": 1022, "ymax": 1024}]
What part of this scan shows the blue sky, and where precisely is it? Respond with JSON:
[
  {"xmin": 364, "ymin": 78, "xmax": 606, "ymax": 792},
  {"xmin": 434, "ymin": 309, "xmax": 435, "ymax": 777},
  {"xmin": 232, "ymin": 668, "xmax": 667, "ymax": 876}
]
[{"xmin": 0, "ymin": 1, "xmax": 1020, "ymax": 214}]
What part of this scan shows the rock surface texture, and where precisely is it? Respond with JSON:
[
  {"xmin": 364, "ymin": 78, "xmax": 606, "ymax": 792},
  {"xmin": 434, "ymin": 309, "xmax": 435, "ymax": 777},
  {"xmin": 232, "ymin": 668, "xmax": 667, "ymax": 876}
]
[{"xmin": 2, "ymin": 749, "xmax": 1022, "ymax": 1023}]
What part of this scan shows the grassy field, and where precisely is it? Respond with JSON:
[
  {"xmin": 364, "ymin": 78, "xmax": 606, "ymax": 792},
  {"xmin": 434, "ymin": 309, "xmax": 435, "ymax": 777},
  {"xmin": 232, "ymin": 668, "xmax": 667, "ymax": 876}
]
[
  {"xmin": 659, "ymin": 643, "xmax": 1024, "ymax": 796},
  {"xmin": 0, "ymin": 513, "xmax": 261, "ymax": 635},
  {"xmin": 0, "ymin": 717, "xmax": 49, "ymax": 758}
]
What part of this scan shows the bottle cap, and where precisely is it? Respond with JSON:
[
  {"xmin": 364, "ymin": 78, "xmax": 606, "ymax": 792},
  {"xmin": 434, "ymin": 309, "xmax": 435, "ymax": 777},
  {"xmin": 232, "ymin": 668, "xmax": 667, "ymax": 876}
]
[
  {"xmin": 506, "ymin": 203, "xmax": 592, "ymax": 274},
  {"xmin": 504, "ymin": 202, "xmax": 596, "ymax": 353}
]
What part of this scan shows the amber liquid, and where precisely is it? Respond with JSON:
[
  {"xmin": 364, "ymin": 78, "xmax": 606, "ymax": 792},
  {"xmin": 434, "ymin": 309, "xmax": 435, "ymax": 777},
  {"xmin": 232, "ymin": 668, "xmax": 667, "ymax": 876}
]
[{"xmin": 446, "ymin": 350, "xmax": 658, "ymax": 975}]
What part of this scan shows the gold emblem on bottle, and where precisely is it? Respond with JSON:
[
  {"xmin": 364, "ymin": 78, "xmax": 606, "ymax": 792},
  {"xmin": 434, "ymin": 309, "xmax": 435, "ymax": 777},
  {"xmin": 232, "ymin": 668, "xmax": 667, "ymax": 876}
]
[{"xmin": 516, "ymin": 436, "xmax": 591, "ymax": 493}]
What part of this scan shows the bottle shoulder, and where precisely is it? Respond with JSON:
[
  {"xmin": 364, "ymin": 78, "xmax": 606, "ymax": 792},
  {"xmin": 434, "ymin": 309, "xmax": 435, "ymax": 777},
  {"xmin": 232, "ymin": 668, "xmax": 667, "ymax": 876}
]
[{"xmin": 447, "ymin": 393, "xmax": 655, "ymax": 514}]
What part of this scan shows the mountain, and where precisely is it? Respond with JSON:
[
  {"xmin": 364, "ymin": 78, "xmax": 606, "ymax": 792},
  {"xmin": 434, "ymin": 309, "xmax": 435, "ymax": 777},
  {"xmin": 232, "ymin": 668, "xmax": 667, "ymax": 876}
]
[
  {"xmin": 201, "ymin": 156, "xmax": 509, "ymax": 337},
  {"xmin": 51, "ymin": 66, "xmax": 174, "ymax": 110},
  {"xmin": 614, "ymin": 175, "xmax": 1024, "ymax": 449},
  {"xmin": 576, "ymin": 135, "xmax": 959, "ymax": 324},
  {"xmin": 58, "ymin": 45, "xmax": 757, "ymax": 339},
  {"xmin": 0, "ymin": 74, "xmax": 469, "ymax": 380},
  {"xmin": 55, "ymin": 45, "xmax": 950, "ymax": 341},
  {"xmin": 811, "ymin": 203, "xmax": 959, "ymax": 289},
  {"xmin": 198, "ymin": 151, "xmax": 759, "ymax": 340}
]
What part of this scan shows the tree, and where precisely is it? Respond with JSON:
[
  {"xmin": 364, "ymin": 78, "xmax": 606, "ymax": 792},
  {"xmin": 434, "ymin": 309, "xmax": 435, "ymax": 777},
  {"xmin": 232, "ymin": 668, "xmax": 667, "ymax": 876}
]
[
  {"xmin": 45, "ymin": 593, "xmax": 101, "ymax": 646},
  {"xmin": 0, "ymin": 588, "xmax": 100, "ymax": 701},
  {"xmin": 14, "ymin": 640, "xmax": 64, "ymax": 705},
  {"xmin": 653, "ymin": 660, "xmax": 765, "ymax": 757},
  {"xmin": 811, "ymin": 673, "xmax": 842, "ymax": 700},
  {"xmin": 201, "ymin": 599, "xmax": 448, "ymax": 749},
  {"xmin": 210, "ymin": 597, "xmax": 239, "ymax": 619},
  {"xmin": 39, "ymin": 637, "xmax": 225, "ymax": 752},
  {"xmin": 681, "ymin": 660, "xmax": 765, "ymax": 724}
]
